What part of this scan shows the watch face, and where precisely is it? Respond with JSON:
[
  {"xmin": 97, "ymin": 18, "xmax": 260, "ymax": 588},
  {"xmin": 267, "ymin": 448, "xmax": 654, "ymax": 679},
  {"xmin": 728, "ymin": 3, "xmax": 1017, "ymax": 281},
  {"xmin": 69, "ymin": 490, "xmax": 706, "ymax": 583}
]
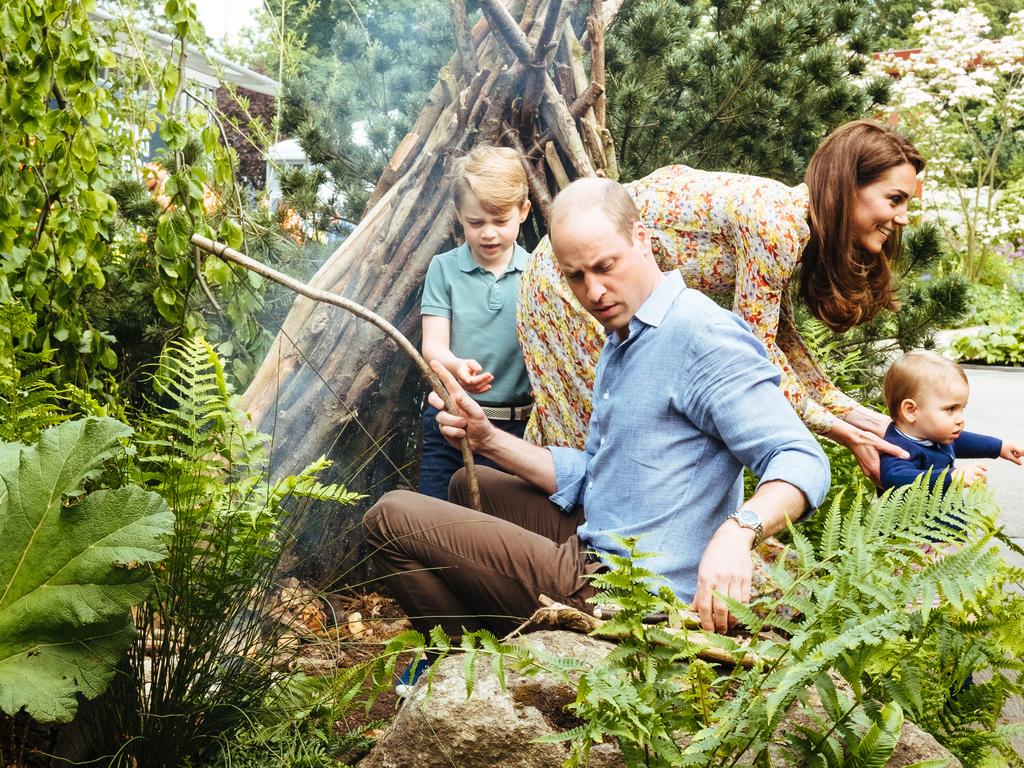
[{"xmin": 737, "ymin": 508, "xmax": 760, "ymax": 527}]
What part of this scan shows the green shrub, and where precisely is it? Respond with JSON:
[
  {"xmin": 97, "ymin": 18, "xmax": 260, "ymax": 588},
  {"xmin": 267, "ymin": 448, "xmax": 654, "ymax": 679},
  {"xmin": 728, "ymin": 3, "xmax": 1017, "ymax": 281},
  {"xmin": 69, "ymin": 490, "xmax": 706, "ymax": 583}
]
[
  {"xmin": 949, "ymin": 319, "xmax": 1024, "ymax": 366},
  {"xmin": 449, "ymin": 481, "xmax": 1023, "ymax": 767},
  {"xmin": 82, "ymin": 337, "xmax": 362, "ymax": 768},
  {"xmin": 212, "ymin": 672, "xmax": 389, "ymax": 768},
  {"xmin": 960, "ymin": 281, "xmax": 1024, "ymax": 327}
]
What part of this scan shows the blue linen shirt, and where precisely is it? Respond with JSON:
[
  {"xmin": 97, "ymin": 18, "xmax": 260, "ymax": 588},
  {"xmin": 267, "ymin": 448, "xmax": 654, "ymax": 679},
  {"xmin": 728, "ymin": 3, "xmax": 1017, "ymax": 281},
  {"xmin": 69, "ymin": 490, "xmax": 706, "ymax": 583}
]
[
  {"xmin": 547, "ymin": 271, "xmax": 830, "ymax": 602},
  {"xmin": 879, "ymin": 422, "xmax": 1001, "ymax": 494}
]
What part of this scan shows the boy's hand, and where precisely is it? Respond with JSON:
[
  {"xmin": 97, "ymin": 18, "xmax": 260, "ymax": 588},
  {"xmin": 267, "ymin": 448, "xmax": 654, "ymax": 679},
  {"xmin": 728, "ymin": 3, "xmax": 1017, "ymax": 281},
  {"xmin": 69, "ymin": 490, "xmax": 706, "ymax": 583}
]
[
  {"xmin": 953, "ymin": 463, "xmax": 988, "ymax": 487},
  {"xmin": 1000, "ymin": 440, "xmax": 1024, "ymax": 465},
  {"xmin": 454, "ymin": 358, "xmax": 494, "ymax": 394}
]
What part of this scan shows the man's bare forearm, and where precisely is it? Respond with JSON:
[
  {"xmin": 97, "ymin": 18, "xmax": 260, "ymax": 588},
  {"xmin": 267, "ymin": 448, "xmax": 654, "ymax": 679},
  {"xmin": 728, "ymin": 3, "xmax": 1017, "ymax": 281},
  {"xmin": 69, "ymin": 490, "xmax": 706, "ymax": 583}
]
[
  {"xmin": 474, "ymin": 427, "xmax": 558, "ymax": 494},
  {"xmin": 731, "ymin": 479, "xmax": 809, "ymax": 543}
]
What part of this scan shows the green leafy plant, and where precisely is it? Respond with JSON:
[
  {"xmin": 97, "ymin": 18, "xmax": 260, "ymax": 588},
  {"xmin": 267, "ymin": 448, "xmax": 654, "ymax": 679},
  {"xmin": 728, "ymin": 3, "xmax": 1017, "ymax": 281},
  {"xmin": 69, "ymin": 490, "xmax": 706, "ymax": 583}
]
[
  {"xmin": 961, "ymin": 281, "xmax": 1024, "ymax": 326},
  {"xmin": 0, "ymin": 417, "xmax": 173, "ymax": 723},
  {"xmin": 213, "ymin": 671, "xmax": 391, "ymax": 768},
  {"xmin": 0, "ymin": 0, "xmax": 291, "ymax": 403},
  {"xmin": 443, "ymin": 479, "xmax": 1023, "ymax": 768},
  {"xmin": 0, "ymin": 0, "xmax": 121, "ymax": 389},
  {"xmin": 82, "ymin": 336, "xmax": 360, "ymax": 768},
  {"xmin": 949, "ymin": 319, "xmax": 1024, "ymax": 366},
  {"xmin": 0, "ymin": 301, "xmax": 69, "ymax": 444}
]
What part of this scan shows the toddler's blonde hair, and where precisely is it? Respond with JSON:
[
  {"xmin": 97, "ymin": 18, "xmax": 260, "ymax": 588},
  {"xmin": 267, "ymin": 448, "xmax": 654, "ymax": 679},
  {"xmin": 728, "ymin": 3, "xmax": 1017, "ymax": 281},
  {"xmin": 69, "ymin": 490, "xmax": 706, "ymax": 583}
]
[
  {"xmin": 883, "ymin": 349, "xmax": 968, "ymax": 419},
  {"xmin": 451, "ymin": 145, "xmax": 529, "ymax": 215}
]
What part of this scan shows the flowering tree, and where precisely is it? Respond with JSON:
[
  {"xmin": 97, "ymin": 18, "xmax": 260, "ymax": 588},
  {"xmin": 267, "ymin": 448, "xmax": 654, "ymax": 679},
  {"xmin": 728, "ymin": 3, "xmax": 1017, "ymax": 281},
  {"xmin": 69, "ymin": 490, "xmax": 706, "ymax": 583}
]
[{"xmin": 873, "ymin": 2, "xmax": 1024, "ymax": 279}]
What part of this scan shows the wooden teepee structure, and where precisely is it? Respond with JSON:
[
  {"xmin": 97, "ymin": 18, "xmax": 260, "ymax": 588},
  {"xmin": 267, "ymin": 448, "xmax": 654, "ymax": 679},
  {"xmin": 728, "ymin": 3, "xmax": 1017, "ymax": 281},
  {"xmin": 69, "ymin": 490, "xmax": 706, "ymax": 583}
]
[{"xmin": 239, "ymin": 0, "xmax": 621, "ymax": 576}]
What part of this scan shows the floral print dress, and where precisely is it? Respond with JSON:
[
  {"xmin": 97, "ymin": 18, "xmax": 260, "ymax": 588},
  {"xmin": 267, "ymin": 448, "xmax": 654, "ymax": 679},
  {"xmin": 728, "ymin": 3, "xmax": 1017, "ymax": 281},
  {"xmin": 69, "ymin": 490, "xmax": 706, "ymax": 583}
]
[{"xmin": 517, "ymin": 165, "xmax": 858, "ymax": 448}]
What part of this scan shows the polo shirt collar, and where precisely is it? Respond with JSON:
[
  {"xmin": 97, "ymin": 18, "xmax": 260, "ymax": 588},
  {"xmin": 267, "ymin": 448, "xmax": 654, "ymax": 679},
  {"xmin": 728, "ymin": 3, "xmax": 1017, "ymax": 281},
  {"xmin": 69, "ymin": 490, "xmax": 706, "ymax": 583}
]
[
  {"xmin": 456, "ymin": 243, "xmax": 479, "ymax": 273},
  {"xmin": 510, "ymin": 243, "xmax": 529, "ymax": 271},
  {"xmin": 456, "ymin": 242, "xmax": 529, "ymax": 274}
]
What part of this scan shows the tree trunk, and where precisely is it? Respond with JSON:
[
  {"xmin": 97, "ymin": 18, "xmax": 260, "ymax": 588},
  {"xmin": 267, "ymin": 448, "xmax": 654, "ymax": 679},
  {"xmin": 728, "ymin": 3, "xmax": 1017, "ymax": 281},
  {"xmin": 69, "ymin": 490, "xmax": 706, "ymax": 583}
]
[{"xmin": 241, "ymin": 0, "xmax": 619, "ymax": 583}]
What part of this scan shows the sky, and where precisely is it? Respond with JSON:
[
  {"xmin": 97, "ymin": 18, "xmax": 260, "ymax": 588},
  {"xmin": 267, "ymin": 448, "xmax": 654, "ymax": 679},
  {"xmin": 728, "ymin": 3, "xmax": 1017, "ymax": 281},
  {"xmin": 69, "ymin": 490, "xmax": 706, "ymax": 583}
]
[{"xmin": 193, "ymin": 0, "xmax": 262, "ymax": 41}]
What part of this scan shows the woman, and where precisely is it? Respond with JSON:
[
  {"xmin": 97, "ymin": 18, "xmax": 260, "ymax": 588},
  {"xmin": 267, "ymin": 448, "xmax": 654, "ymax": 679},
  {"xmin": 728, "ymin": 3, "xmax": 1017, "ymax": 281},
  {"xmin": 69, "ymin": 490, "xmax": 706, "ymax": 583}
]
[{"xmin": 518, "ymin": 119, "xmax": 924, "ymax": 484}]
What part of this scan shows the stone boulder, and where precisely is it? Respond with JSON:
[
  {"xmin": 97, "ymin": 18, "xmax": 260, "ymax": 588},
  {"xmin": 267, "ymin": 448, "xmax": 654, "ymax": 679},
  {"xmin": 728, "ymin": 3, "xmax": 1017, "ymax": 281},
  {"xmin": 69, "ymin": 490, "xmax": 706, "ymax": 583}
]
[{"xmin": 359, "ymin": 630, "xmax": 961, "ymax": 768}]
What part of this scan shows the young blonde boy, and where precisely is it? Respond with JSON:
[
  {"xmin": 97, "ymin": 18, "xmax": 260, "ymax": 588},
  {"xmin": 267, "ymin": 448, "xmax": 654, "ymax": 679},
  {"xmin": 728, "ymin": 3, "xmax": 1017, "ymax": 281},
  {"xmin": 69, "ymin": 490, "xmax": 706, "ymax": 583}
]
[
  {"xmin": 879, "ymin": 350, "xmax": 1022, "ymax": 493},
  {"xmin": 418, "ymin": 146, "xmax": 533, "ymax": 499}
]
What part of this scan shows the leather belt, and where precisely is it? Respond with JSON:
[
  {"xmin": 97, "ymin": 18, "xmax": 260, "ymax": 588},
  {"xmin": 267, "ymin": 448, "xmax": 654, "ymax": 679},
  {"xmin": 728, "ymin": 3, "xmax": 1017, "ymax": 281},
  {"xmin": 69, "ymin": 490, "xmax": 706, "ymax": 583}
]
[{"xmin": 480, "ymin": 403, "xmax": 533, "ymax": 421}]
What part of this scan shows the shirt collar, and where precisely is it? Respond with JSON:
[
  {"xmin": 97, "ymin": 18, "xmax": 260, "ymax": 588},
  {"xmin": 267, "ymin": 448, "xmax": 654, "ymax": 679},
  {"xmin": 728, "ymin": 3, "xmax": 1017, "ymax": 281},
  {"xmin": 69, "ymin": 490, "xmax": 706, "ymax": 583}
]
[
  {"xmin": 894, "ymin": 425, "xmax": 940, "ymax": 449},
  {"xmin": 456, "ymin": 242, "xmax": 528, "ymax": 274},
  {"xmin": 633, "ymin": 270, "xmax": 685, "ymax": 329},
  {"xmin": 606, "ymin": 271, "xmax": 685, "ymax": 345}
]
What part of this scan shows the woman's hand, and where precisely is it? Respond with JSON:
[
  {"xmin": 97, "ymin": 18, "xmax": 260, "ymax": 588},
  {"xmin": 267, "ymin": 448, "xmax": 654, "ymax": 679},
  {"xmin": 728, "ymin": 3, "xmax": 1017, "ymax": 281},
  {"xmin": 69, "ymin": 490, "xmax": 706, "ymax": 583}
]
[
  {"xmin": 826, "ymin": 419, "xmax": 909, "ymax": 486},
  {"xmin": 841, "ymin": 405, "xmax": 892, "ymax": 439}
]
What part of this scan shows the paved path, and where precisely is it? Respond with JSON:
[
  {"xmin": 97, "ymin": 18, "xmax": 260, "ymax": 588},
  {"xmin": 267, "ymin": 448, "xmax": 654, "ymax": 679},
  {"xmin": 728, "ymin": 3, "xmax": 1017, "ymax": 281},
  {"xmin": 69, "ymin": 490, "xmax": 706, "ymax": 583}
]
[
  {"xmin": 960, "ymin": 365, "xmax": 1024, "ymax": 745},
  {"xmin": 962, "ymin": 365, "xmax": 1024, "ymax": 567}
]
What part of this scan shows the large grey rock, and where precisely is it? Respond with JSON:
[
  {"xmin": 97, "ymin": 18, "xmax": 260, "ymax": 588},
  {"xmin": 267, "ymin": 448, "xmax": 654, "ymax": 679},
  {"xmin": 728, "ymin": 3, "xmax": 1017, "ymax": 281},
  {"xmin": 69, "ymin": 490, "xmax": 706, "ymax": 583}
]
[
  {"xmin": 359, "ymin": 631, "xmax": 961, "ymax": 768},
  {"xmin": 359, "ymin": 631, "xmax": 623, "ymax": 768}
]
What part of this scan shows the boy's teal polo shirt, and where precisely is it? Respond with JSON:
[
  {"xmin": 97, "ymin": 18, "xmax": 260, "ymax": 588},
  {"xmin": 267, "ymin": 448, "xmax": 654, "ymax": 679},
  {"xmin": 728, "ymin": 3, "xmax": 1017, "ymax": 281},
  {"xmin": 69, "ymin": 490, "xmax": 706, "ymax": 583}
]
[{"xmin": 421, "ymin": 242, "xmax": 532, "ymax": 407}]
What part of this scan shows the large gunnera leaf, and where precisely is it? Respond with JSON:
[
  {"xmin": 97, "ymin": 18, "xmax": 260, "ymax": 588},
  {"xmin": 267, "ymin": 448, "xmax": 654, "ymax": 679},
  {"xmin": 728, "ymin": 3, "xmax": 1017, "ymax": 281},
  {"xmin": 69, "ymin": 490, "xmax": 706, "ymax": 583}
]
[{"xmin": 0, "ymin": 417, "xmax": 173, "ymax": 723}]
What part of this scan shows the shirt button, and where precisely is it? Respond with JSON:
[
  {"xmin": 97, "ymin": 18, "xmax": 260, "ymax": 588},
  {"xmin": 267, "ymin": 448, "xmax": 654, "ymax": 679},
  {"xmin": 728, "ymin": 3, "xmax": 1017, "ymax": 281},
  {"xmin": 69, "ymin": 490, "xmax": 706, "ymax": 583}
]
[
  {"xmin": 588, "ymin": 481, "xmax": 593, "ymax": 489},
  {"xmin": 600, "ymin": 437, "xmax": 605, "ymax": 446},
  {"xmin": 602, "ymin": 392, "xmax": 609, "ymax": 400}
]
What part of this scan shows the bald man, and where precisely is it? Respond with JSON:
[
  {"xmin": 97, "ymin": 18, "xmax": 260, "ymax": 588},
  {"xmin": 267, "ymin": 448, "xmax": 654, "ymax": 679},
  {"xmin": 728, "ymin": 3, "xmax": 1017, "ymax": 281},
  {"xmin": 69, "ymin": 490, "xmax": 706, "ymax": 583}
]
[{"xmin": 364, "ymin": 178, "xmax": 829, "ymax": 688}]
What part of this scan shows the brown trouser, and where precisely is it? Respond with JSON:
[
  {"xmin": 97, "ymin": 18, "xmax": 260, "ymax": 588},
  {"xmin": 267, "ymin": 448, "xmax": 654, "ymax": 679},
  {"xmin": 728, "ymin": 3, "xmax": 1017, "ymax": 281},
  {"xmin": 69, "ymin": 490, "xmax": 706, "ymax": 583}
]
[{"xmin": 362, "ymin": 466, "xmax": 599, "ymax": 641}]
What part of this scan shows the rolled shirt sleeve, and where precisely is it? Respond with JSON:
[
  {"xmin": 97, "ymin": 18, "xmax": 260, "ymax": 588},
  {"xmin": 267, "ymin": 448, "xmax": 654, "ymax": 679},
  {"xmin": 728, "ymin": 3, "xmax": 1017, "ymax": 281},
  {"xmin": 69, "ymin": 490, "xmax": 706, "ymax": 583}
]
[
  {"xmin": 548, "ymin": 445, "xmax": 590, "ymax": 512},
  {"xmin": 685, "ymin": 315, "xmax": 832, "ymax": 511}
]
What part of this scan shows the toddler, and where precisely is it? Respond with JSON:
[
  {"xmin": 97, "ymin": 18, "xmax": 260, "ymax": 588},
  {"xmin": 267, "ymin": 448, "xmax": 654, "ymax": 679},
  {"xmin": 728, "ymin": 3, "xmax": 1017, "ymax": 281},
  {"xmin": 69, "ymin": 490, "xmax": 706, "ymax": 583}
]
[
  {"xmin": 879, "ymin": 350, "xmax": 1022, "ymax": 493},
  {"xmin": 418, "ymin": 145, "xmax": 534, "ymax": 499}
]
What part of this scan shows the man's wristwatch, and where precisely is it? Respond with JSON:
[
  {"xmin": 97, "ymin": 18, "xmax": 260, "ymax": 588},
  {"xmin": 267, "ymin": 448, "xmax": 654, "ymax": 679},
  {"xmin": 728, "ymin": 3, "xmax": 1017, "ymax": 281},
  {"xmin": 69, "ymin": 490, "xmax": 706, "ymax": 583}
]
[{"xmin": 727, "ymin": 507, "xmax": 764, "ymax": 547}]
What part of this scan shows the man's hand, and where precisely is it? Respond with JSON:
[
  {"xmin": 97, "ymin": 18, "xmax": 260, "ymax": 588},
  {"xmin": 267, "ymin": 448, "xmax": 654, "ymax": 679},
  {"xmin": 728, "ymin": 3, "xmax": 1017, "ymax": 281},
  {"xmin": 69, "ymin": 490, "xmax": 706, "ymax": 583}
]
[
  {"xmin": 454, "ymin": 358, "xmax": 494, "ymax": 394},
  {"xmin": 693, "ymin": 520, "xmax": 755, "ymax": 634},
  {"xmin": 1000, "ymin": 440, "xmax": 1024, "ymax": 465},
  {"xmin": 953, "ymin": 462, "xmax": 988, "ymax": 487},
  {"xmin": 428, "ymin": 360, "xmax": 497, "ymax": 453}
]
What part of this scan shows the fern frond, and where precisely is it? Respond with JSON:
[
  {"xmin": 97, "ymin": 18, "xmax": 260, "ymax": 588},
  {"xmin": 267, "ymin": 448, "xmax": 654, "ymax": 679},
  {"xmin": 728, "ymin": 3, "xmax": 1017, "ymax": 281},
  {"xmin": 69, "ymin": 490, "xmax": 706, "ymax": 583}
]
[
  {"xmin": 846, "ymin": 701, "xmax": 903, "ymax": 768},
  {"xmin": 0, "ymin": 302, "xmax": 72, "ymax": 442}
]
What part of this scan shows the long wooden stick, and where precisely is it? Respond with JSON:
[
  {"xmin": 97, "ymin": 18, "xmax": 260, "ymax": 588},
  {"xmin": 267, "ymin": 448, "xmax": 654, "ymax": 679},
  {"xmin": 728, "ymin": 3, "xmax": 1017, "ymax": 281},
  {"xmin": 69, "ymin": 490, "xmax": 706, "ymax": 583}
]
[
  {"xmin": 449, "ymin": 0, "xmax": 478, "ymax": 78},
  {"xmin": 191, "ymin": 234, "xmax": 483, "ymax": 512}
]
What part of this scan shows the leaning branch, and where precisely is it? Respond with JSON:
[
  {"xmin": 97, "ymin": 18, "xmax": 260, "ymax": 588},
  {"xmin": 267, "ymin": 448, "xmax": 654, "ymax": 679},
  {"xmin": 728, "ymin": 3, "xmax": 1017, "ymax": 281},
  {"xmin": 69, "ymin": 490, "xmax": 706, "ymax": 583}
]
[
  {"xmin": 190, "ymin": 233, "xmax": 483, "ymax": 512},
  {"xmin": 478, "ymin": 0, "xmax": 535, "ymax": 63}
]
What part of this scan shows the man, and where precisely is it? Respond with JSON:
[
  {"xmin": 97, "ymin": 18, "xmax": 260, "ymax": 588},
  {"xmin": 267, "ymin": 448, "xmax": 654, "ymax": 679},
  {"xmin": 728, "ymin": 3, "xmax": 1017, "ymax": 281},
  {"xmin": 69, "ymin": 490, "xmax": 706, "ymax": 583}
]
[{"xmin": 364, "ymin": 178, "xmax": 829, "ymax": 687}]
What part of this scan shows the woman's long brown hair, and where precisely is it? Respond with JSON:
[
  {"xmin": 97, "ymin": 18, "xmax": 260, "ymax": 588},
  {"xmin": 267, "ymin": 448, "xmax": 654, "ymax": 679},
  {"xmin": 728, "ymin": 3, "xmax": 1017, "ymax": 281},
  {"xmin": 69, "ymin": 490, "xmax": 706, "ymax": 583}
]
[{"xmin": 799, "ymin": 120, "xmax": 925, "ymax": 332}]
